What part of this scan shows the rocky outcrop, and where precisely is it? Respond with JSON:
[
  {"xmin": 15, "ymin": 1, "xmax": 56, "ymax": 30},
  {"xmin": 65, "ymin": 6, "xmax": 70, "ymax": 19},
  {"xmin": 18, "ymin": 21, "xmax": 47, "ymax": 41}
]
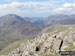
[{"xmin": 1, "ymin": 27, "xmax": 75, "ymax": 56}]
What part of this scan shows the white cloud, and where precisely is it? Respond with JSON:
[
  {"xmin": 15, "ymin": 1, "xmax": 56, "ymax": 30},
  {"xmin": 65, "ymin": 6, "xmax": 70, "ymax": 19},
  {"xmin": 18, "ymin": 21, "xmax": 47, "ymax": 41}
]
[
  {"xmin": 0, "ymin": 2, "xmax": 52, "ymax": 10},
  {"xmin": 0, "ymin": 2, "xmax": 52, "ymax": 17},
  {"xmin": 54, "ymin": 3, "xmax": 75, "ymax": 14},
  {"xmin": 63, "ymin": 3, "xmax": 75, "ymax": 8},
  {"xmin": 0, "ymin": 2, "xmax": 75, "ymax": 17}
]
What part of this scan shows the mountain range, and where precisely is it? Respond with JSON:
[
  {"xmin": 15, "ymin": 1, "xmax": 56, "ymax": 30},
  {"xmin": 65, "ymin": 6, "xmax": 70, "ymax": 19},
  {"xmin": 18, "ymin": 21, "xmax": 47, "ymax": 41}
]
[
  {"xmin": 0, "ymin": 14, "xmax": 75, "ymax": 55},
  {"xmin": 25, "ymin": 14, "xmax": 75, "ymax": 27},
  {"xmin": 0, "ymin": 14, "xmax": 41, "ymax": 50}
]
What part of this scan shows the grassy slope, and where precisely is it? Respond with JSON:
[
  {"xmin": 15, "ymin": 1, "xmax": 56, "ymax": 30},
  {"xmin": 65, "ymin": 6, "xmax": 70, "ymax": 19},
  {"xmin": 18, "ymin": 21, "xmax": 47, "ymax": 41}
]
[
  {"xmin": 0, "ymin": 24, "xmax": 75, "ymax": 56},
  {"xmin": 0, "ymin": 40, "xmax": 27, "ymax": 55}
]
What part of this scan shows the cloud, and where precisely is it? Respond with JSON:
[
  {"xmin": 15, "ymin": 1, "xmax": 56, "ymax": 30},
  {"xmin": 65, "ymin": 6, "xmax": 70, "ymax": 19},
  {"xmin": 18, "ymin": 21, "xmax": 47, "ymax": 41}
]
[
  {"xmin": 63, "ymin": 3, "xmax": 75, "ymax": 8},
  {"xmin": 0, "ymin": 2, "xmax": 52, "ymax": 10},
  {"xmin": 0, "ymin": 2, "xmax": 52, "ymax": 17},
  {"xmin": 54, "ymin": 3, "xmax": 75, "ymax": 14},
  {"xmin": 0, "ymin": 2, "xmax": 75, "ymax": 17}
]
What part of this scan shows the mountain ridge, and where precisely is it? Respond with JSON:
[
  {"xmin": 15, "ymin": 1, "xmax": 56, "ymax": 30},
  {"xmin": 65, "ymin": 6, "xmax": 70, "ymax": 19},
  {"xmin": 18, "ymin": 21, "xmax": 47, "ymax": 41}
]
[{"xmin": 0, "ymin": 14, "xmax": 41, "ymax": 50}]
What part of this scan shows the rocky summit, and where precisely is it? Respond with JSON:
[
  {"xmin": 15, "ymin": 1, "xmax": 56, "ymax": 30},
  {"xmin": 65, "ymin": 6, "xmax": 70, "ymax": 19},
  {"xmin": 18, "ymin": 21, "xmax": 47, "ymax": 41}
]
[{"xmin": 1, "ymin": 27, "xmax": 75, "ymax": 56}]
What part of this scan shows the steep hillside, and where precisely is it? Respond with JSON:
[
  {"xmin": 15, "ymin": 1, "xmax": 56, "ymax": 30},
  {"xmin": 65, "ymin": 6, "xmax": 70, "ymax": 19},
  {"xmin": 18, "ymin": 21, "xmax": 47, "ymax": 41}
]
[
  {"xmin": 1, "ymin": 25, "xmax": 75, "ymax": 56},
  {"xmin": 57, "ymin": 17, "xmax": 75, "ymax": 25},
  {"xmin": 44, "ymin": 14, "xmax": 69, "ymax": 26},
  {"xmin": 0, "ymin": 14, "xmax": 41, "ymax": 50},
  {"xmin": 41, "ymin": 24, "xmax": 74, "ymax": 33},
  {"xmin": 43, "ymin": 14, "xmax": 75, "ymax": 27}
]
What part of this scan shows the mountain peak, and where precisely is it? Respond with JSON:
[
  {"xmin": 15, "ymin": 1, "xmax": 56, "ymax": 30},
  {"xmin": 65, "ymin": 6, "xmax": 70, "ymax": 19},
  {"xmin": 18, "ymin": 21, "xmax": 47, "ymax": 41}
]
[
  {"xmin": 4, "ymin": 14, "xmax": 20, "ymax": 17},
  {"xmin": 0, "ymin": 14, "xmax": 26, "ymax": 23}
]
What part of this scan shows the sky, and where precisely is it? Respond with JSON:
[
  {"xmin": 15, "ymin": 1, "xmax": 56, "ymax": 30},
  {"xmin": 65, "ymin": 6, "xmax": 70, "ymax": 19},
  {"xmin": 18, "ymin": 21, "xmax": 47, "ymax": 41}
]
[{"xmin": 0, "ymin": 0, "xmax": 75, "ymax": 17}]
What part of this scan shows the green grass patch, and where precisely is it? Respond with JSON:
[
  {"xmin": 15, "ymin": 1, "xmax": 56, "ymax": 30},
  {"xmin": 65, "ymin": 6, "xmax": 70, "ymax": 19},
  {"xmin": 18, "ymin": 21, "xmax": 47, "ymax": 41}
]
[{"xmin": 0, "ymin": 40, "xmax": 27, "ymax": 55}]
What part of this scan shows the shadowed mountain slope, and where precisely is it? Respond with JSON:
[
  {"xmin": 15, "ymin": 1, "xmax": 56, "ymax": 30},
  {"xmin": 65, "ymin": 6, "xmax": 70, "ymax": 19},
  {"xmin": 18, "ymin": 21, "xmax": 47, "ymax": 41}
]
[{"xmin": 0, "ymin": 14, "xmax": 41, "ymax": 50}]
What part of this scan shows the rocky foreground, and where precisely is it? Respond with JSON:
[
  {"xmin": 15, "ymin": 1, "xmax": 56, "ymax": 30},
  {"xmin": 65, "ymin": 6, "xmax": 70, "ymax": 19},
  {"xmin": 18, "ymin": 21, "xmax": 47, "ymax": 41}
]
[{"xmin": 1, "ymin": 27, "xmax": 75, "ymax": 56}]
